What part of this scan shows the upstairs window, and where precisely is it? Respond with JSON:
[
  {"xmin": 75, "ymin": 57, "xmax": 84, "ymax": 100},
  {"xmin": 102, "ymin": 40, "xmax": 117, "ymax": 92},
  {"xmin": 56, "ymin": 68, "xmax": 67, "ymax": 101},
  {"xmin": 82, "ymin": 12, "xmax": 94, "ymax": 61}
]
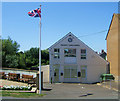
[
  {"xmin": 54, "ymin": 48, "xmax": 60, "ymax": 59},
  {"xmin": 64, "ymin": 49, "xmax": 76, "ymax": 57},
  {"xmin": 81, "ymin": 49, "xmax": 86, "ymax": 59}
]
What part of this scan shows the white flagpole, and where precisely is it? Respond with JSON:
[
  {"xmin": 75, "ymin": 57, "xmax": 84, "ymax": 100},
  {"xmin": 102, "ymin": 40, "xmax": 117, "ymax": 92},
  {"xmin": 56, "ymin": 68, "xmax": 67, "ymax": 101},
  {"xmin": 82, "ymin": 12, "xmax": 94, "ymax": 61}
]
[{"xmin": 39, "ymin": 5, "xmax": 41, "ymax": 94}]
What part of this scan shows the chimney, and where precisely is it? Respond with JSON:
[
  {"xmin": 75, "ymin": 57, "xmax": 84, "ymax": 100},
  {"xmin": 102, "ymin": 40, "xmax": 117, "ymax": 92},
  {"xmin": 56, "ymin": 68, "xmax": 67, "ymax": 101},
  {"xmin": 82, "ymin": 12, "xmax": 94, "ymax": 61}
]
[
  {"xmin": 95, "ymin": 52, "xmax": 98, "ymax": 54},
  {"xmin": 101, "ymin": 50, "xmax": 104, "ymax": 53}
]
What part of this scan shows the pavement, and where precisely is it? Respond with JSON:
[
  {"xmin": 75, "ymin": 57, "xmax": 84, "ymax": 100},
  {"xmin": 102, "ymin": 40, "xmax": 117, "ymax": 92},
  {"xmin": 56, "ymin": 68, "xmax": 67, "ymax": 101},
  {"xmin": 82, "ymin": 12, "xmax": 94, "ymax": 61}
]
[
  {"xmin": 1, "ymin": 79, "xmax": 119, "ymax": 99},
  {"xmin": 41, "ymin": 83, "xmax": 119, "ymax": 99},
  {"xmin": 97, "ymin": 80, "xmax": 119, "ymax": 92}
]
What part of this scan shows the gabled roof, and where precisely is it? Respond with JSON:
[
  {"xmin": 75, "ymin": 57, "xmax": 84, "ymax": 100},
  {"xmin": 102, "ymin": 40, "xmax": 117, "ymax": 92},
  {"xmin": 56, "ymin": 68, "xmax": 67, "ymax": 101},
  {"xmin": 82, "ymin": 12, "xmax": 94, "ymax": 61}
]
[
  {"xmin": 49, "ymin": 32, "xmax": 77, "ymax": 50},
  {"xmin": 105, "ymin": 13, "xmax": 120, "ymax": 40},
  {"xmin": 49, "ymin": 32, "xmax": 108, "ymax": 63}
]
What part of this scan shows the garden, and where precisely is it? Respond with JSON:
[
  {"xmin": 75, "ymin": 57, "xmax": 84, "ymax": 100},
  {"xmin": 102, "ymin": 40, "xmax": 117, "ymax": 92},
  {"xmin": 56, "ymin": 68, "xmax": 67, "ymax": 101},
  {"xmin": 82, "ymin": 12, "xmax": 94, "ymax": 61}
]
[
  {"xmin": 0, "ymin": 91, "xmax": 45, "ymax": 98},
  {"xmin": 0, "ymin": 85, "xmax": 45, "ymax": 98}
]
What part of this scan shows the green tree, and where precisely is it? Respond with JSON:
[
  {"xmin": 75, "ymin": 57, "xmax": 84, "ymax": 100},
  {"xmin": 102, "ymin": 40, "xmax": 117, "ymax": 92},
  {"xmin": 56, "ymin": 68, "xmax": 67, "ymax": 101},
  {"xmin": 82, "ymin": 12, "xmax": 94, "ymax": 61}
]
[
  {"xmin": 2, "ymin": 37, "xmax": 20, "ymax": 67},
  {"xmin": 24, "ymin": 48, "xmax": 49, "ymax": 67},
  {"xmin": 24, "ymin": 47, "xmax": 39, "ymax": 67},
  {"xmin": 2, "ymin": 37, "xmax": 20, "ymax": 55},
  {"xmin": 2, "ymin": 36, "xmax": 50, "ymax": 69},
  {"xmin": 6, "ymin": 55, "xmax": 19, "ymax": 68},
  {"xmin": 17, "ymin": 52, "xmax": 26, "ymax": 68},
  {"xmin": 41, "ymin": 49, "xmax": 49, "ymax": 65}
]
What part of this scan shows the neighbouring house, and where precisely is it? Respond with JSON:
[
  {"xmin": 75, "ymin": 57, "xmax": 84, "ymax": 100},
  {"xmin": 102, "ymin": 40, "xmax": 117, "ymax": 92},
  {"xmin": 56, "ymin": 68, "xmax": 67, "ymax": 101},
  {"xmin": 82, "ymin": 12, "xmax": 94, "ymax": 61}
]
[
  {"xmin": 41, "ymin": 65, "xmax": 50, "ymax": 83},
  {"xmin": 105, "ymin": 13, "xmax": 120, "ymax": 81},
  {"xmin": 99, "ymin": 50, "xmax": 107, "ymax": 60},
  {"xmin": 49, "ymin": 32, "xmax": 108, "ymax": 83}
]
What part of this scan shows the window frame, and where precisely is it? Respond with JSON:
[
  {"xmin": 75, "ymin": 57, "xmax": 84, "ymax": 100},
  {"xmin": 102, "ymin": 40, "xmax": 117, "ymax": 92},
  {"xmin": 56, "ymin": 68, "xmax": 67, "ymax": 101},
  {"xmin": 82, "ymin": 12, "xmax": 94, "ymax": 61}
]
[
  {"xmin": 81, "ymin": 65, "xmax": 87, "ymax": 79},
  {"xmin": 81, "ymin": 49, "xmax": 86, "ymax": 59},
  {"xmin": 64, "ymin": 48, "xmax": 76, "ymax": 57},
  {"xmin": 54, "ymin": 48, "xmax": 60, "ymax": 59},
  {"xmin": 64, "ymin": 65, "xmax": 77, "ymax": 78}
]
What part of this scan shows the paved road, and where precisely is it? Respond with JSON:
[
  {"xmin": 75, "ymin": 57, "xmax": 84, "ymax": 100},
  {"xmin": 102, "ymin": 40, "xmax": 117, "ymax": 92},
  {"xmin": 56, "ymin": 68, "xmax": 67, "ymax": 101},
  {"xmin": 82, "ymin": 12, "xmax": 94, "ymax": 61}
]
[{"xmin": 41, "ymin": 83, "xmax": 118, "ymax": 99}]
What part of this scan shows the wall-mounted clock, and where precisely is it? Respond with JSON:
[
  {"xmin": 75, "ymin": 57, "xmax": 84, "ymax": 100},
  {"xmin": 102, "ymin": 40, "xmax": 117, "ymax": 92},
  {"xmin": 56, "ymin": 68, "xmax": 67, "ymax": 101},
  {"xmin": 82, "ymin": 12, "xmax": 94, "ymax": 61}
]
[{"xmin": 68, "ymin": 38, "xmax": 72, "ymax": 42}]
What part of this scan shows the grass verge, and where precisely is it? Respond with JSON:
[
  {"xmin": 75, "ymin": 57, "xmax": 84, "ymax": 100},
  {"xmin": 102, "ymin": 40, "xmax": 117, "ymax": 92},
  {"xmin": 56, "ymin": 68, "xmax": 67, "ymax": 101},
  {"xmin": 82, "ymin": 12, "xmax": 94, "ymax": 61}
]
[{"xmin": 0, "ymin": 91, "xmax": 45, "ymax": 98}]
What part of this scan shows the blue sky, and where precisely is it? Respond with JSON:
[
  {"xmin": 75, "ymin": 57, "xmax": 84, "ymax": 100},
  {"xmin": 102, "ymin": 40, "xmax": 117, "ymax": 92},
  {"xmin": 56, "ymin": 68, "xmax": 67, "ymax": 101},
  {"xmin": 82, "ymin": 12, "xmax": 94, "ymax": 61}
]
[{"xmin": 2, "ymin": 2, "xmax": 118, "ymax": 52}]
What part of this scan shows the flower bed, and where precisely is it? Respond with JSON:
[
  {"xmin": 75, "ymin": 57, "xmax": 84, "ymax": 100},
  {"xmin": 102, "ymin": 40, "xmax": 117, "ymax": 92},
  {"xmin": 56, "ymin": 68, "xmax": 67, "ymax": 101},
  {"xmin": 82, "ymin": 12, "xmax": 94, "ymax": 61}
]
[{"xmin": 0, "ymin": 85, "xmax": 32, "ymax": 90}]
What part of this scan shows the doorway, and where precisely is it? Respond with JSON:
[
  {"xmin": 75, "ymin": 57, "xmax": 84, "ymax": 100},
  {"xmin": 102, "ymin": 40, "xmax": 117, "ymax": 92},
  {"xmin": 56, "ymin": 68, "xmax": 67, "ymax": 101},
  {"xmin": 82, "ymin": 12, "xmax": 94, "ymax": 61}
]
[
  {"xmin": 81, "ymin": 66, "xmax": 87, "ymax": 81},
  {"xmin": 53, "ymin": 68, "xmax": 59, "ymax": 83}
]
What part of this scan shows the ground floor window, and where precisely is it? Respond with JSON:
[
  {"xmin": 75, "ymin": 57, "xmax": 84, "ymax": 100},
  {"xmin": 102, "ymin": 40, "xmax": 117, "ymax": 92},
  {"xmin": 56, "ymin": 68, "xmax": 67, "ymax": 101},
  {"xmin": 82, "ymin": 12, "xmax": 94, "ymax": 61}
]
[
  {"xmin": 81, "ymin": 69, "xmax": 86, "ymax": 78},
  {"xmin": 64, "ymin": 65, "xmax": 77, "ymax": 78},
  {"xmin": 64, "ymin": 69, "xmax": 70, "ymax": 78},
  {"xmin": 81, "ymin": 65, "xmax": 87, "ymax": 78}
]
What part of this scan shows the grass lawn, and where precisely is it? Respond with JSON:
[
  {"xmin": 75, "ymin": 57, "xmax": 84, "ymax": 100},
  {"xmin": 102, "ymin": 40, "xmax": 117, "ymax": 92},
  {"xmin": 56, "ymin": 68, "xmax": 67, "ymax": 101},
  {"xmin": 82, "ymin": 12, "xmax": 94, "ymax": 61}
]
[{"xmin": 0, "ymin": 91, "xmax": 45, "ymax": 98}]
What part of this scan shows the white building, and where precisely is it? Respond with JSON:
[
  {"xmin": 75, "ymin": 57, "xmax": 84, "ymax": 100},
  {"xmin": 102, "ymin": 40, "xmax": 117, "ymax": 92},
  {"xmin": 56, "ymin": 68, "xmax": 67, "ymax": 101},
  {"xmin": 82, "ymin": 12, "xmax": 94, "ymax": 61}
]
[{"xmin": 49, "ymin": 32, "xmax": 108, "ymax": 83}]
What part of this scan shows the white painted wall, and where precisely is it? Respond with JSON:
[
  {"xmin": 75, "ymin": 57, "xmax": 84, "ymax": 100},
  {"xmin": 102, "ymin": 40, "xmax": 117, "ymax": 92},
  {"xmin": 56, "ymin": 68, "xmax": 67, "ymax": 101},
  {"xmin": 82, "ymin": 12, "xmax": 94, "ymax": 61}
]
[
  {"xmin": 49, "ymin": 32, "xmax": 108, "ymax": 83},
  {"xmin": 41, "ymin": 65, "xmax": 50, "ymax": 83},
  {"xmin": 64, "ymin": 57, "xmax": 77, "ymax": 64}
]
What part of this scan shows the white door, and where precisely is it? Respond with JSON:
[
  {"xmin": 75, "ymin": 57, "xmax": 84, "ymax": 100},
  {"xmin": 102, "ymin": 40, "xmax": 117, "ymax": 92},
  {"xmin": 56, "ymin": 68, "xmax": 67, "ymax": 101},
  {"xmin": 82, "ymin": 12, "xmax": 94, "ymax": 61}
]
[
  {"xmin": 53, "ymin": 68, "xmax": 59, "ymax": 83},
  {"xmin": 53, "ymin": 64, "xmax": 60, "ymax": 83}
]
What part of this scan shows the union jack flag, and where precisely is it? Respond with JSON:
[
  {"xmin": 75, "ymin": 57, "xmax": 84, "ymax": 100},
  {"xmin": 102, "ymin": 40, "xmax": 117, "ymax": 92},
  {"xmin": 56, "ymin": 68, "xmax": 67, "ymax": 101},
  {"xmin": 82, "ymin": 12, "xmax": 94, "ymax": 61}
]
[{"xmin": 28, "ymin": 8, "xmax": 41, "ymax": 18}]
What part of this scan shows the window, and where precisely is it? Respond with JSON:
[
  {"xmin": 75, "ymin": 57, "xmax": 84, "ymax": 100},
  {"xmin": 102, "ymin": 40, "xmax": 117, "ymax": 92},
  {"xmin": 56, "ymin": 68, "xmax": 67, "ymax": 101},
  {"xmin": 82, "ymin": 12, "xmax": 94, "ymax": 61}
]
[
  {"xmin": 71, "ymin": 69, "xmax": 77, "ymax": 78},
  {"xmin": 81, "ymin": 49, "xmax": 86, "ymax": 59},
  {"xmin": 81, "ymin": 69, "xmax": 86, "ymax": 78},
  {"xmin": 81, "ymin": 65, "xmax": 87, "ymax": 78},
  {"xmin": 64, "ymin": 49, "xmax": 76, "ymax": 57},
  {"xmin": 64, "ymin": 66, "xmax": 77, "ymax": 78},
  {"xmin": 64, "ymin": 69, "xmax": 70, "ymax": 78},
  {"xmin": 54, "ymin": 49, "xmax": 60, "ymax": 58}
]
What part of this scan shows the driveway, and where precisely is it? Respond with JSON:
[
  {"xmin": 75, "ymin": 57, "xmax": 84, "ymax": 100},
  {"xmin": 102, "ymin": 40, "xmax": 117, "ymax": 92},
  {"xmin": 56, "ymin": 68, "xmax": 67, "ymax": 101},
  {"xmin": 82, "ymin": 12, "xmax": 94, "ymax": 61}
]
[{"xmin": 41, "ymin": 83, "xmax": 118, "ymax": 99}]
